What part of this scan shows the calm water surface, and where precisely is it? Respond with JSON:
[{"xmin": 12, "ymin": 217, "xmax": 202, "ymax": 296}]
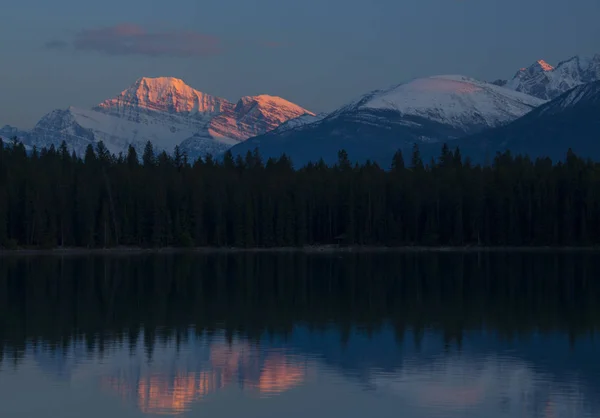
[{"xmin": 1, "ymin": 252, "xmax": 599, "ymax": 417}]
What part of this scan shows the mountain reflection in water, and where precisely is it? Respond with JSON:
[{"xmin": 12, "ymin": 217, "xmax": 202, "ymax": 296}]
[
  {"xmin": 97, "ymin": 337, "xmax": 309, "ymax": 415},
  {"xmin": 12, "ymin": 328, "xmax": 594, "ymax": 417},
  {"xmin": 1, "ymin": 252, "xmax": 600, "ymax": 418}
]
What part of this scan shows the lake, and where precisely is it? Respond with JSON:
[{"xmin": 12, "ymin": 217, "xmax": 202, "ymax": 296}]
[{"xmin": 0, "ymin": 252, "xmax": 599, "ymax": 417}]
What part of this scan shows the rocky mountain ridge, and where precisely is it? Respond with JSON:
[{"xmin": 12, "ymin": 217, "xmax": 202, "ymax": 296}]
[
  {"xmin": 2, "ymin": 77, "xmax": 314, "ymax": 159},
  {"xmin": 229, "ymin": 74, "xmax": 545, "ymax": 167},
  {"xmin": 496, "ymin": 55, "xmax": 600, "ymax": 100},
  {"xmin": 2, "ymin": 53, "xmax": 599, "ymax": 164}
]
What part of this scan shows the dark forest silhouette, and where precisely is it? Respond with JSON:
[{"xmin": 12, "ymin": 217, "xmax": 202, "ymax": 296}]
[{"xmin": 1, "ymin": 138, "xmax": 599, "ymax": 248}]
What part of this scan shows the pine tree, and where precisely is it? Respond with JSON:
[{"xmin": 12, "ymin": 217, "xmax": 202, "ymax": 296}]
[{"xmin": 142, "ymin": 141, "xmax": 156, "ymax": 167}]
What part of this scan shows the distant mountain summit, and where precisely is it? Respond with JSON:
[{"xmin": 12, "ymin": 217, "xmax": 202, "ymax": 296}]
[
  {"xmin": 95, "ymin": 76, "xmax": 231, "ymax": 118},
  {"xmin": 349, "ymin": 75, "xmax": 542, "ymax": 128},
  {"xmin": 5, "ymin": 77, "xmax": 313, "ymax": 159},
  {"xmin": 0, "ymin": 125, "xmax": 27, "ymax": 144},
  {"xmin": 498, "ymin": 55, "xmax": 600, "ymax": 100},
  {"xmin": 229, "ymin": 75, "xmax": 544, "ymax": 167},
  {"xmin": 448, "ymin": 80, "xmax": 600, "ymax": 163},
  {"xmin": 178, "ymin": 94, "xmax": 316, "ymax": 157},
  {"xmin": 208, "ymin": 94, "xmax": 315, "ymax": 141}
]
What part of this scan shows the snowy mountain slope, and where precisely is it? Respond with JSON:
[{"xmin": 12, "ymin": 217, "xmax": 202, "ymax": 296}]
[
  {"xmin": 536, "ymin": 78, "xmax": 600, "ymax": 115},
  {"xmin": 178, "ymin": 135, "xmax": 238, "ymax": 158},
  {"xmin": 28, "ymin": 109, "xmax": 97, "ymax": 155},
  {"xmin": 207, "ymin": 95, "xmax": 315, "ymax": 141},
  {"xmin": 1, "ymin": 124, "xmax": 34, "ymax": 153},
  {"xmin": 499, "ymin": 55, "xmax": 600, "ymax": 100},
  {"xmin": 0, "ymin": 125, "xmax": 29, "ymax": 145},
  {"xmin": 16, "ymin": 77, "xmax": 312, "ymax": 159},
  {"xmin": 0, "ymin": 125, "xmax": 33, "ymax": 151},
  {"xmin": 177, "ymin": 96, "xmax": 316, "ymax": 158},
  {"xmin": 229, "ymin": 75, "xmax": 544, "ymax": 167},
  {"xmin": 27, "ymin": 106, "xmax": 220, "ymax": 156},
  {"xmin": 443, "ymin": 81, "xmax": 600, "ymax": 163},
  {"xmin": 353, "ymin": 75, "xmax": 543, "ymax": 128},
  {"xmin": 268, "ymin": 112, "xmax": 327, "ymax": 134}
]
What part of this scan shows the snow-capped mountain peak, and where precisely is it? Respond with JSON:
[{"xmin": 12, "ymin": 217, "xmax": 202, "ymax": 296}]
[
  {"xmin": 240, "ymin": 94, "xmax": 309, "ymax": 109},
  {"xmin": 95, "ymin": 76, "xmax": 231, "ymax": 117},
  {"xmin": 0, "ymin": 125, "xmax": 27, "ymax": 140},
  {"xmin": 503, "ymin": 54, "xmax": 600, "ymax": 100},
  {"xmin": 519, "ymin": 59, "xmax": 554, "ymax": 74},
  {"xmin": 507, "ymin": 60, "xmax": 554, "ymax": 91},
  {"xmin": 536, "ymin": 59, "xmax": 554, "ymax": 72},
  {"xmin": 206, "ymin": 94, "xmax": 315, "ymax": 141},
  {"xmin": 11, "ymin": 77, "xmax": 313, "ymax": 159},
  {"xmin": 234, "ymin": 95, "xmax": 315, "ymax": 122},
  {"xmin": 552, "ymin": 55, "xmax": 600, "ymax": 83},
  {"xmin": 354, "ymin": 74, "xmax": 544, "ymax": 128}
]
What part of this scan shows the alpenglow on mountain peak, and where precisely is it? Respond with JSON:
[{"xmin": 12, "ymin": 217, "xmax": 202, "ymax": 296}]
[
  {"xmin": 501, "ymin": 54, "xmax": 600, "ymax": 100},
  {"xmin": 95, "ymin": 76, "xmax": 230, "ymax": 116},
  {"xmin": 524, "ymin": 59, "xmax": 554, "ymax": 73},
  {"xmin": 206, "ymin": 94, "xmax": 315, "ymax": 141},
  {"xmin": 510, "ymin": 60, "xmax": 555, "ymax": 85},
  {"xmin": 9, "ymin": 75, "xmax": 314, "ymax": 160},
  {"xmin": 234, "ymin": 94, "xmax": 316, "ymax": 121}
]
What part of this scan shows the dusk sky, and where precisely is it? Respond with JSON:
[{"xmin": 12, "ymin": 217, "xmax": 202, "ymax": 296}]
[{"xmin": 1, "ymin": 0, "xmax": 600, "ymax": 128}]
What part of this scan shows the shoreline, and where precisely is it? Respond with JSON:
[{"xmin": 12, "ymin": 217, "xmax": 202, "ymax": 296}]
[{"xmin": 2, "ymin": 245, "xmax": 600, "ymax": 256}]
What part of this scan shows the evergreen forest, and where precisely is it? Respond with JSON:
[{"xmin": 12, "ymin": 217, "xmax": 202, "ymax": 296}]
[{"xmin": 1, "ymin": 137, "xmax": 599, "ymax": 249}]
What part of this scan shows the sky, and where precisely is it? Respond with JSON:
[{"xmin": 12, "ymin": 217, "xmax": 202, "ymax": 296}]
[{"xmin": 1, "ymin": 0, "xmax": 600, "ymax": 129}]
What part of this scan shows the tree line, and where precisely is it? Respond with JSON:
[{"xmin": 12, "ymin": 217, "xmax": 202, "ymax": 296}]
[{"xmin": 1, "ymin": 137, "xmax": 600, "ymax": 248}]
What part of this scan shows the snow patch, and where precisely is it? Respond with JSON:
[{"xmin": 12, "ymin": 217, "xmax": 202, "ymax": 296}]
[{"xmin": 270, "ymin": 112, "xmax": 327, "ymax": 134}]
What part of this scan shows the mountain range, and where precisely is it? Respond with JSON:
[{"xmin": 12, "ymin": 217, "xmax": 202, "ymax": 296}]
[
  {"xmin": 1, "ymin": 77, "xmax": 313, "ymax": 159},
  {"xmin": 492, "ymin": 55, "xmax": 600, "ymax": 100},
  {"xmin": 450, "ymin": 80, "xmax": 600, "ymax": 164},
  {"xmin": 229, "ymin": 54, "xmax": 600, "ymax": 167},
  {"xmin": 2, "ymin": 53, "xmax": 600, "ymax": 165},
  {"xmin": 228, "ymin": 75, "xmax": 545, "ymax": 166}
]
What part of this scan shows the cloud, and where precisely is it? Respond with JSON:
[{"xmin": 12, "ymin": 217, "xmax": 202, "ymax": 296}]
[{"xmin": 48, "ymin": 23, "xmax": 222, "ymax": 57}]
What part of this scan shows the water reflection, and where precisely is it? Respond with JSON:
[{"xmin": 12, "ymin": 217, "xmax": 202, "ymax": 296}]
[
  {"xmin": 39, "ymin": 333, "xmax": 311, "ymax": 415},
  {"xmin": 254, "ymin": 352, "xmax": 308, "ymax": 395},
  {"xmin": 103, "ymin": 369, "xmax": 223, "ymax": 415},
  {"xmin": 372, "ymin": 355, "xmax": 588, "ymax": 417},
  {"xmin": 1, "ymin": 253, "xmax": 600, "ymax": 417},
  {"xmin": 3, "ymin": 328, "xmax": 597, "ymax": 417}
]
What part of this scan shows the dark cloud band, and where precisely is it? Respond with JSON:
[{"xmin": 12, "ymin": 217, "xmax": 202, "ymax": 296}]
[{"xmin": 46, "ymin": 23, "xmax": 221, "ymax": 57}]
